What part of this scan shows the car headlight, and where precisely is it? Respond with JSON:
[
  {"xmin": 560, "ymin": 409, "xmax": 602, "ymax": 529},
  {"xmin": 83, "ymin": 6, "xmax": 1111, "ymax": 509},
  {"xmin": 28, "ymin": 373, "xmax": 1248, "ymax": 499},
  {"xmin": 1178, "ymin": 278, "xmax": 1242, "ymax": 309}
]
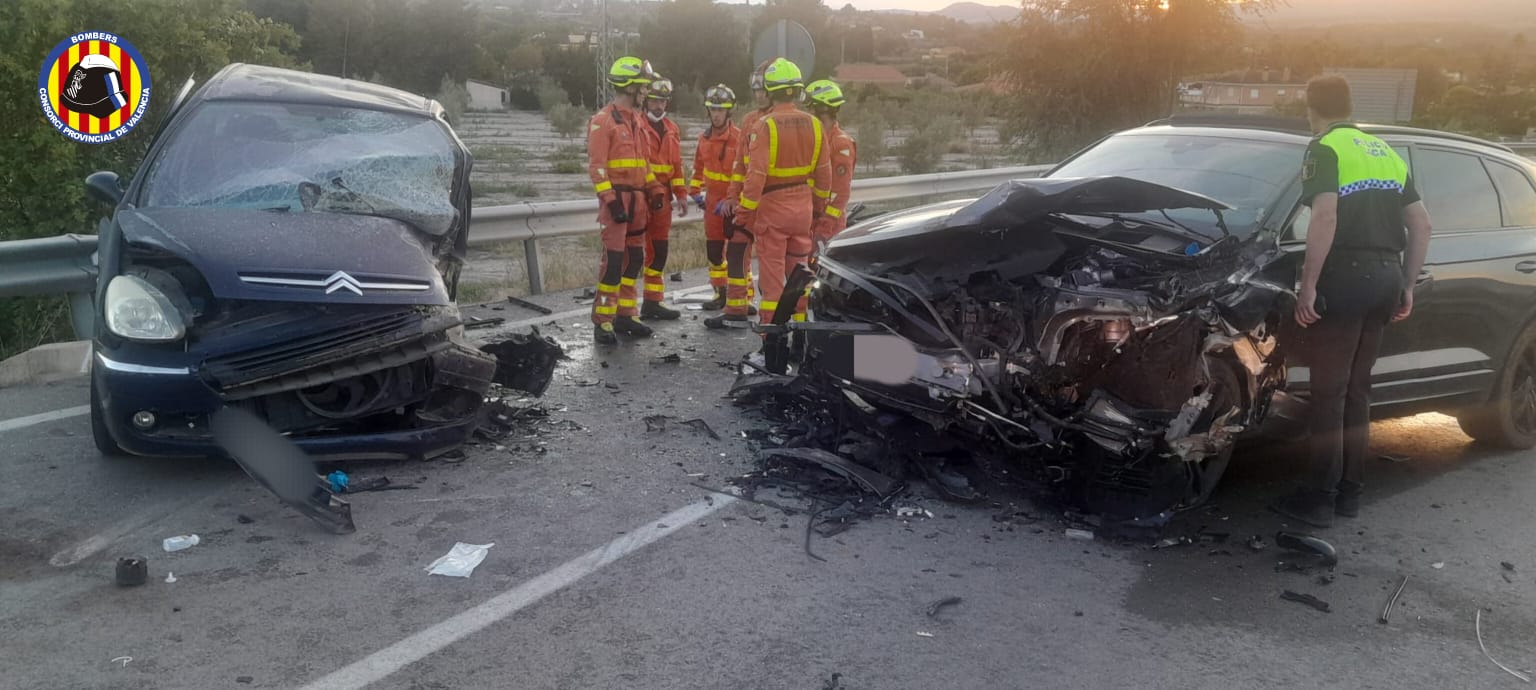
[{"xmin": 105, "ymin": 274, "xmax": 186, "ymax": 342}]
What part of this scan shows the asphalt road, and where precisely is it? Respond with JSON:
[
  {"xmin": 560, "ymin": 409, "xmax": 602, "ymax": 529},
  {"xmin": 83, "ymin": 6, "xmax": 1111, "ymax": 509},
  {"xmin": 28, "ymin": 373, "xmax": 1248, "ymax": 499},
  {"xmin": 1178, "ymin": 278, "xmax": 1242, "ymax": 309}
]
[{"xmin": 3, "ymin": 282, "xmax": 1536, "ymax": 689}]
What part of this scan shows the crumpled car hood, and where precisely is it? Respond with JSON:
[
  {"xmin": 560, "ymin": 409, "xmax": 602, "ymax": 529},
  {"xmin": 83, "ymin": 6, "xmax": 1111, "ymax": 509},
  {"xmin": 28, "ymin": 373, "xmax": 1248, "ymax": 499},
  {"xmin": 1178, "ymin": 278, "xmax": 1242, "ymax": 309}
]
[
  {"xmin": 120, "ymin": 207, "xmax": 450, "ymax": 306},
  {"xmin": 830, "ymin": 176, "xmax": 1231, "ymax": 251}
]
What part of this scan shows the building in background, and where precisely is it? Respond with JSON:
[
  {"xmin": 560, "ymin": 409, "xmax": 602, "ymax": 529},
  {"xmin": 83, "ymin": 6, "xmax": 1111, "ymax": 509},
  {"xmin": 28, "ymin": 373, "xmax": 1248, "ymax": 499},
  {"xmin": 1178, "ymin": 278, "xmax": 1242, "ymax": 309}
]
[
  {"xmin": 1322, "ymin": 68, "xmax": 1418, "ymax": 123},
  {"xmin": 1178, "ymin": 79, "xmax": 1305, "ymax": 114},
  {"xmin": 466, "ymin": 80, "xmax": 510, "ymax": 111},
  {"xmin": 833, "ymin": 63, "xmax": 910, "ymax": 90}
]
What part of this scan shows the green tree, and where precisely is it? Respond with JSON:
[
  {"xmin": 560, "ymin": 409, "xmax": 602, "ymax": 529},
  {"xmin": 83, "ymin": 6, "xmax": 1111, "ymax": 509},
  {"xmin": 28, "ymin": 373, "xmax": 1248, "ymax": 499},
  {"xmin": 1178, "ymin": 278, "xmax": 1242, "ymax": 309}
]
[
  {"xmin": 548, "ymin": 103, "xmax": 587, "ymax": 139},
  {"xmin": 638, "ymin": 0, "xmax": 750, "ymax": 94},
  {"xmin": 855, "ymin": 115, "xmax": 888, "ymax": 173},
  {"xmin": 1003, "ymin": 0, "xmax": 1272, "ymax": 159},
  {"xmin": 0, "ymin": 0, "xmax": 302, "ymax": 359}
]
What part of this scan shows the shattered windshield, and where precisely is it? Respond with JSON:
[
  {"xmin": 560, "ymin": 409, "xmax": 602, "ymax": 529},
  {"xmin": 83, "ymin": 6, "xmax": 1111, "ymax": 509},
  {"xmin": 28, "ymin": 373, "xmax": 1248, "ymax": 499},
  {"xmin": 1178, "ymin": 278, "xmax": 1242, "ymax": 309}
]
[
  {"xmin": 1049, "ymin": 133, "xmax": 1304, "ymax": 237},
  {"xmin": 141, "ymin": 102, "xmax": 459, "ymax": 235}
]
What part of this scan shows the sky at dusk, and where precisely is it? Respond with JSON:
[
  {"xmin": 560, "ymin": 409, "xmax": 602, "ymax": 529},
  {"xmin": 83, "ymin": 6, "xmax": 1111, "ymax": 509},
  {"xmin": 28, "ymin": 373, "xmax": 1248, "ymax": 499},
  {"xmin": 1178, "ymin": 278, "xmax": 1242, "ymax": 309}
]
[{"xmin": 708, "ymin": 0, "xmax": 1536, "ymax": 22}]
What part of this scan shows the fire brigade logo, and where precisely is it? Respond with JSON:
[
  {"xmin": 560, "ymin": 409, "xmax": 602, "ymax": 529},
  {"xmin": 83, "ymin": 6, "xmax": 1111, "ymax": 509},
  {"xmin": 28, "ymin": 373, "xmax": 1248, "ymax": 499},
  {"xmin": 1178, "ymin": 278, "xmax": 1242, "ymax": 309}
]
[{"xmin": 36, "ymin": 31, "xmax": 152, "ymax": 144}]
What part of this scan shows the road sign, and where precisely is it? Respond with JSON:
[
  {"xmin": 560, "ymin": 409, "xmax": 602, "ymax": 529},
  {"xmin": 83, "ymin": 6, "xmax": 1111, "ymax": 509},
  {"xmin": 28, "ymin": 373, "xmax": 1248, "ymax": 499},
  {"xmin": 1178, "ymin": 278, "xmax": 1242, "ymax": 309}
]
[{"xmin": 752, "ymin": 20, "xmax": 815, "ymax": 76}]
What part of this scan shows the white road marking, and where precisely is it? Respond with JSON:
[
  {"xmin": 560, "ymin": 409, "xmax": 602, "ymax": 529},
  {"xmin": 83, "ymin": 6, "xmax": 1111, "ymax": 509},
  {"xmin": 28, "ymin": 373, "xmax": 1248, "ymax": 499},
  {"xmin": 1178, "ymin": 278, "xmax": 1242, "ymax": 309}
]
[
  {"xmin": 499, "ymin": 284, "xmax": 716, "ymax": 331},
  {"xmin": 301, "ymin": 494, "xmax": 737, "ymax": 690},
  {"xmin": 49, "ymin": 493, "xmax": 212, "ymax": 567},
  {"xmin": 0, "ymin": 405, "xmax": 90, "ymax": 434}
]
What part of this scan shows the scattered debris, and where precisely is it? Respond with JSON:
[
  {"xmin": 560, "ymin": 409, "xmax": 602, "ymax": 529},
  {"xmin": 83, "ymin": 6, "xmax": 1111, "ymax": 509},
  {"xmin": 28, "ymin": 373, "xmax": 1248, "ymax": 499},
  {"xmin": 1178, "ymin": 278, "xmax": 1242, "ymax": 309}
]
[
  {"xmin": 822, "ymin": 672, "xmax": 844, "ymax": 690},
  {"xmin": 925, "ymin": 596, "xmax": 963, "ymax": 617},
  {"xmin": 656, "ymin": 353, "xmax": 683, "ymax": 364},
  {"xmin": 1433, "ymin": 562, "xmax": 1446, "ymax": 570},
  {"xmin": 427, "ymin": 542, "xmax": 495, "ymax": 578},
  {"xmin": 1315, "ymin": 573, "xmax": 1336, "ymax": 586},
  {"xmin": 1477, "ymin": 609, "xmax": 1533, "ymax": 683},
  {"xmin": 164, "ymin": 572, "xmax": 177, "ymax": 584},
  {"xmin": 915, "ymin": 632, "xmax": 935, "ymax": 638},
  {"xmin": 1276, "ymin": 532, "xmax": 1339, "ymax": 567},
  {"xmin": 506, "ymin": 295, "xmax": 554, "ymax": 315},
  {"xmin": 1247, "ymin": 536, "xmax": 1268, "ymax": 552},
  {"xmin": 897, "ymin": 506, "xmax": 935, "ymax": 520},
  {"xmin": 1153, "ymin": 537, "xmax": 1193, "ymax": 550},
  {"xmin": 576, "ymin": 288, "xmax": 597, "ymax": 300},
  {"xmin": 162, "ymin": 535, "xmax": 201, "ymax": 553},
  {"xmin": 347, "ymin": 476, "xmax": 416, "ymax": 493},
  {"xmin": 115, "ymin": 557, "xmax": 148, "ymax": 587},
  {"xmin": 1066, "ymin": 528, "xmax": 1095, "ymax": 541},
  {"xmin": 237, "ymin": 677, "xmax": 254, "ymax": 685},
  {"xmin": 1378, "ymin": 454, "xmax": 1411, "ymax": 464},
  {"xmin": 669, "ymin": 272, "xmax": 684, "ymax": 282},
  {"xmin": 326, "ymin": 470, "xmax": 350, "ymax": 494},
  {"xmin": 475, "ymin": 402, "xmax": 550, "ymax": 441},
  {"xmin": 681, "ymin": 418, "xmax": 721, "ymax": 440},
  {"xmin": 1379, "ymin": 575, "xmax": 1408, "ymax": 624},
  {"xmin": 759, "ymin": 448, "xmax": 903, "ymax": 498},
  {"xmin": 644, "ymin": 415, "xmax": 670, "ymax": 433},
  {"xmin": 210, "ymin": 407, "xmax": 356, "ymax": 535},
  {"xmin": 236, "ymin": 515, "xmax": 255, "ymax": 525},
  {"xmin": 481, "ymin": 329, "xmax": 566, "ymax": 395},
  {"xmin": 111, "ymin": 657, "xmax": 132, "ymax": 668},
  {"xmin": 1503, "ymin": 562, "xmax": 1517, "ymax": 572},
  {"xmin": 1280, "ymin": 590, "xmax": 1331, "ymax": 613},
  {"xmin": 464, "ymin": 316, "xmax": 505, "ymax": 330}
]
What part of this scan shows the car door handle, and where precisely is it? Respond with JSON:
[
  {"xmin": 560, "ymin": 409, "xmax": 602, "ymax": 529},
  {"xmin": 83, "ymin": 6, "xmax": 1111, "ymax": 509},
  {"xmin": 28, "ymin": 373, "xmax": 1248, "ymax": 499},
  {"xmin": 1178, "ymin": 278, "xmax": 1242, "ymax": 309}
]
[{"xmin": 1518, "ymin": 261, "xmax": 1536, "ymax": 274}]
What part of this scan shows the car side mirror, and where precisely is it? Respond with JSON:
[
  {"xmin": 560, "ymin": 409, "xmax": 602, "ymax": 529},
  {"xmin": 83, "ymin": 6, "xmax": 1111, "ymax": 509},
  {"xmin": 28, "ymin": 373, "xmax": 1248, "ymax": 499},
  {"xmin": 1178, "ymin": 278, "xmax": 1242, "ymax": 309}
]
[{"xmin": 85, "ymin": 171, "xmax": 124, "ymax": 206}]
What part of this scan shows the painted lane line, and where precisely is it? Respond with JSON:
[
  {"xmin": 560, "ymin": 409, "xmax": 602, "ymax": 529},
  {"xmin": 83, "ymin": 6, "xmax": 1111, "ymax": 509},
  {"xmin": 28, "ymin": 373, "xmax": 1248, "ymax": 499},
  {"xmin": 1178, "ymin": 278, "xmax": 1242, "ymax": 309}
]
[
  {"xmin": 0, "ymin": 405, "xmax": 90, "ymax": 434},
  {"xmin": 302, "ymin": 494, "xmax": 737, "ymax": 690},
  {"xmin": 498, "ymin": 283, "xmax": 716, "ymax": 331}
]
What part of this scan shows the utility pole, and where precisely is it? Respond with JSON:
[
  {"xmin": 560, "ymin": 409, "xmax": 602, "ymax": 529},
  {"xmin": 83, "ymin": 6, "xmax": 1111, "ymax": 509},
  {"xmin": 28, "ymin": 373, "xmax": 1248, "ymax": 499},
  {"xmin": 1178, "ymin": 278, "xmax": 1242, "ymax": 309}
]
[{"xmin": 594, "ymin": 0, "xmax": 614, "ymax": 106}]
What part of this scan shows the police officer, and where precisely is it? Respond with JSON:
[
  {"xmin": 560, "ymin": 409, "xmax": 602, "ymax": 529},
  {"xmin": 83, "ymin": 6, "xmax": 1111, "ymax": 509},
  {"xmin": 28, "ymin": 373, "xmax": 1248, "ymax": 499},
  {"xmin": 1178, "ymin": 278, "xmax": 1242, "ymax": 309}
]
[{"xmin": 1270, "ymin": 75, "xmax": 1434, "ymax": 528}]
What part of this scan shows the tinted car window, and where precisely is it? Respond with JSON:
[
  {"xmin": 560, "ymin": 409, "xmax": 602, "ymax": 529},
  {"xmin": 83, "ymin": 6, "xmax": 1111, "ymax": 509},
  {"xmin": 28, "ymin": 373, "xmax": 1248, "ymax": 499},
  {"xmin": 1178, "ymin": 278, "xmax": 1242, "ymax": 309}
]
[
  {"xmin": 1486, "ymin": 161, "xmax": 1536, "ymax": 227},
  {"xmin": 1415, "ymin": 148, "xmax": 1501, "ymax": 231},
  {"xmin": 1049, "ymin": 133, "xmax": 1304, "ymax": 237}
]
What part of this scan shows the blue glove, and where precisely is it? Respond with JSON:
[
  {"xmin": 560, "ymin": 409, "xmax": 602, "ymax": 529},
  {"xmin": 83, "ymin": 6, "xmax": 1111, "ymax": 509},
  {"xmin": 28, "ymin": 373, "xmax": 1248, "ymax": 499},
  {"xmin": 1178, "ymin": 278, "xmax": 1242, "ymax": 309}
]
[
  {"xmin": 692, "ymin": 194, "xmax": 706, "ymax": 209},
  {"xmin": 714, "ymin": 200, "xmax": 732, "ymax": 217}
]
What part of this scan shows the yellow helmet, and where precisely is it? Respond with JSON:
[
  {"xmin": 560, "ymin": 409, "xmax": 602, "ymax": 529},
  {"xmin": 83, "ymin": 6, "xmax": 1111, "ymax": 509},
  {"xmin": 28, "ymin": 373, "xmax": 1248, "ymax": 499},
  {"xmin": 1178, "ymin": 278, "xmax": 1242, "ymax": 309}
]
[
  {"xmin": 647, "ymin": 78, "xmax": 674, "ymax": 101},
  {"xmin": 806, "ymin": 79, "xmax": 845, "ymax": 108},
  {"xmin": 607, "ymin": 56, "xmax": 656, "ymax": 88},
  {"xmin": 762, "ymin": 58, "xmax": 803, "ymax": 92},
  {"xmin": 704, "ymin": 84, "xmax": 736, "ymax": 109}
]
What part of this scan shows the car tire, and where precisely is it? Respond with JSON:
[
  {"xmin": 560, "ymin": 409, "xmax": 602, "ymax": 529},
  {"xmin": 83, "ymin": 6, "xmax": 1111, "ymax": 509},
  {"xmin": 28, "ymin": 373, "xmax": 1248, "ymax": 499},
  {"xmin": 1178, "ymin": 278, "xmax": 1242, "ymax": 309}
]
[
  {"xmin": 1457, "ymin": 325, "xmax": 1536, "ymax": 450},
  {"xmin": 90, "ymin": 376, "xmax": 126, "ymax": 457}
]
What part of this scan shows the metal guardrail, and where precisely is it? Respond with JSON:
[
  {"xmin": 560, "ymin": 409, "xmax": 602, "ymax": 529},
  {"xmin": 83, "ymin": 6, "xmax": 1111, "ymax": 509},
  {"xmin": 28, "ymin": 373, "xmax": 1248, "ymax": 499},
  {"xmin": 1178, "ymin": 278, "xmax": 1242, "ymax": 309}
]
[{"xmin": 0, "ymin": 233, "xmax": 100, "ymax": 337}]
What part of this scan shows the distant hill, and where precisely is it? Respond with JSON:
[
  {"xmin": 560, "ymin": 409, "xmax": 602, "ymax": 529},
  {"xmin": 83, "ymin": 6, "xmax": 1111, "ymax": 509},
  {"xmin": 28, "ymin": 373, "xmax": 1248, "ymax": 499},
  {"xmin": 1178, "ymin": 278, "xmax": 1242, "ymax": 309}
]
[
  {"xmin": 1247, "ymin": 0, "xmax": 1536, "ymax": 26},
  {"xmin": 935, "ymin": 2, "xmax": 1019, "ymax": 24}
]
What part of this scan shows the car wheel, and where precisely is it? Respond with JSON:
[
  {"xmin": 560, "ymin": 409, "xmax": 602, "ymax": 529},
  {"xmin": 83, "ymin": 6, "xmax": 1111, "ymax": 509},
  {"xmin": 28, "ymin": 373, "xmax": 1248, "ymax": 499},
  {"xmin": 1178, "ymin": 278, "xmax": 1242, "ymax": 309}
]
[
  {"xmin": 90, "ymin": 376, "xmax": 125, "ymax": 457},
  {"xmin": 1458, "ymin": 325, "xmax": 1536, "ymax": 450}
]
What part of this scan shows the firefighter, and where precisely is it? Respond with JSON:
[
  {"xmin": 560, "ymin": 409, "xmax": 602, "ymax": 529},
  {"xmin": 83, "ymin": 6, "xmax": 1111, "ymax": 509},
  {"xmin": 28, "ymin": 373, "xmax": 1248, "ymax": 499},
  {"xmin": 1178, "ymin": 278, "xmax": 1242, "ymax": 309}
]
[
  {"xmin": 705, "ymin": 61, "xmax": 774, "ymax": 327},
  {"xmin": 687, "ymin": 84, "xmax": 741, "ymax": 310},
  {"xmin": 806, "ymin": 79, "xmax": 856, "ymax": 246},
  {"xmin": 708, "ymin": 58, "xmax": 831, "ymax": 331},
  {"xmin": 587, "ymin": 56, "xmax": 667, "ymax": 345},
  {"xmin": 638, "ymin": 77, "xmax": 689, "ymax": 321}
]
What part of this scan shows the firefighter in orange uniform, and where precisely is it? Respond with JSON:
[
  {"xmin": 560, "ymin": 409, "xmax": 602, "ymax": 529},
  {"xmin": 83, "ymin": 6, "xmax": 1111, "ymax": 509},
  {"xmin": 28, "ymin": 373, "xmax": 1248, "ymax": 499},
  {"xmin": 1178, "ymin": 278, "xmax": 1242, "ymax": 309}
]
[
  {"xmin": 687, "ymin": 84, "xmax": 741, "ymax": 310},
  {"xmin": 708, "ymin": 58, "xmax": 831, "ymax": 331},
  {"xmin": 806, "ymin": 79, "xmax": 856, "ymax": 246},
  {"xmin": 637, "ymin": 77, "xmax": 689, "ymax": 321},
  {"xmin": 587, "ymin": 57, "xmax": 667, "ymax": 344},
  {"xmin": 707, "ymin": 61, "xmax": 774, "ymax": 323}
]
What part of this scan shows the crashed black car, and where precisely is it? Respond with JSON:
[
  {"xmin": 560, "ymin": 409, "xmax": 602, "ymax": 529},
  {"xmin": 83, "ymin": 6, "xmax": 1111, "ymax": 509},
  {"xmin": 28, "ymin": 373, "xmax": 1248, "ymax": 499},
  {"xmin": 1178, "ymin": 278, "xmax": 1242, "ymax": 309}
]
[{"xmin": 85, "ymin": 64, "xmax": 494, "ymax": 460}]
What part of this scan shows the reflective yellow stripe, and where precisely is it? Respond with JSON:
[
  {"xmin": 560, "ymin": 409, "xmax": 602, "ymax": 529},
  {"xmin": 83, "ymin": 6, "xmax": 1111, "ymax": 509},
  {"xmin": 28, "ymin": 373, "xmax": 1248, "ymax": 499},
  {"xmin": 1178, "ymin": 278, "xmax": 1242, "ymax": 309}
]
[
  {"xmin": 728, "ymin": 278, "xmax": 751, "ymax": 286},
  {"xmin": 792, "ymin": 313, "xmax": 807, "ymax": 322},
  {"xmin": 704, "ymin": 170, "xmax": 732, "ymax": 182},
  {"xmin": 595, "ymin": 305, "xmax": 618, "ymax": 315},
  {"xmin": 671, "ymin": 178, "xmax": 686, "ymax": 187},
  {"xmin": 812, "ymin": 186, "xmax": 831, "ymax": 199},
  {"xmin": 651, "ymin": 164, "xmax": 674, "ymax": 173},
  {"xmin": 597, "ymin": 283, "xmax": 620, "ymax": 294},
  {"xmin": 594, "ymin": 181, "xmax": 613, "ymax": 193},
  {"xmin": 726, "ymin": 298, "xmax": 750, "ymax": 307},
  {"xmin": 646, "ymin": 172, "xmax": 658, "ymax": 184},
  {"xmin": 608, "ymin": 159, "xmax": 647, "ymax": 168},
  {"xmin": 618, "ymin": 299, "xmax": 638, "ymax": 308},
  {"xmin": 825, "ymin": 206, "xmax": 843, "ymax": 218},
  {"xmin": 760, "ymin": 300, "xmax": 779, "ymax": 311},
  {"xmin": 730, "ymin": 174, "xmax": 745, "ymax": 182},
  {"xmin": 644, "ymin": 268, "xmax": 664, "ymax": 277},
  {"xmin": 739, "ymin": 197, "xmax": 759, "ymax": 211},
  {"xmin": 765, "ymin": 115, "xmax": 823, "ymax": 178},
  {"xmin": 620, "ymin": 277, "xmax": 637, "ymax": 287}
]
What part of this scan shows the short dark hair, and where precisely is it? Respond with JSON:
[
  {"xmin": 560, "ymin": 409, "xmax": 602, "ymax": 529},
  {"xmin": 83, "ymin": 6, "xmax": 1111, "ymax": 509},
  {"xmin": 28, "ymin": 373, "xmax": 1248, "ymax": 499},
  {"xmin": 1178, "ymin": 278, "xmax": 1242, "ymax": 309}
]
[{"xmin": 1306, "ymin": 75, "xmax": 1353, "ymax": 120}]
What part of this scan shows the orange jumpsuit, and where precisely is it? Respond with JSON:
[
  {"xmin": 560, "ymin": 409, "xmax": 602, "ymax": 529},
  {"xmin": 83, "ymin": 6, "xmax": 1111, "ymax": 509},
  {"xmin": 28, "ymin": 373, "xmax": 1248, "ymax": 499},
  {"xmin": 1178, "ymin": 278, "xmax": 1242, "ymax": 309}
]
[
  {"xmin": 734, "ymin": 102, "xmax": 832, "ymax": 326},
  {"xmin": 688, "ymin": 121, "xmax": 741, "ymax": 291},
  {"xmin": 813, "ymin": 121, "xmax": 857, "ymax": 244},
  {"xmin": 639, "ymin": 114, "xmax": 688, "ymax": 305},
  {"xmin": 721, "ymin": 106, "xmax": 771, "ymax": 308},
  {"xmin": 587, "ymin": 102, "xmax": 663, "ymax": 325}
]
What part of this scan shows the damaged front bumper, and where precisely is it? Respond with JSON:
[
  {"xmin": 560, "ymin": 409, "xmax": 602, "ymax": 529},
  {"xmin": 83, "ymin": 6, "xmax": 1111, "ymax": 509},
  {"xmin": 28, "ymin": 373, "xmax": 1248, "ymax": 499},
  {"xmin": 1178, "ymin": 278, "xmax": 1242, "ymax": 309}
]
[{"xmin": 96, "ymin": 306, "xmax": 498, "ymax": 460}]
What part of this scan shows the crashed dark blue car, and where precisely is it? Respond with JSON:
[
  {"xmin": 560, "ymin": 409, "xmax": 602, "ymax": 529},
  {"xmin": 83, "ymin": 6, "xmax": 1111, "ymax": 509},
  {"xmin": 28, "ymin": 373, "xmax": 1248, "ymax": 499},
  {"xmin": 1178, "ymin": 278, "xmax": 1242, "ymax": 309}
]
[{"xmin": 84, "ymin": 64, "xmax": 496, "ymax": 460}]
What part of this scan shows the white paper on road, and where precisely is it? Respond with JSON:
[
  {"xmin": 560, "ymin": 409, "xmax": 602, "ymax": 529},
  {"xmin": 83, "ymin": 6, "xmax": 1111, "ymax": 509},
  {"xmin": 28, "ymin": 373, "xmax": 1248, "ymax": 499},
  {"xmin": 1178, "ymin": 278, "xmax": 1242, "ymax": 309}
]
[{"xmin": 426, "ymin": 542, "xmax": 495, "ymax": 578}]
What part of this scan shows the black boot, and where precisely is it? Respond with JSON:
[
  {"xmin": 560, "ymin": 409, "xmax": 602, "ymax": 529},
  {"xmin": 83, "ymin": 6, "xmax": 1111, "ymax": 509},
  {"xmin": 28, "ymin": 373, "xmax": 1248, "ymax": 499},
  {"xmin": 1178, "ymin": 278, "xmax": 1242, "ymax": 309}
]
[
  {"xmin": 593, "ymin": 322, "xmax": 618, "ymax": 345},
  {"xmin": 700, "ymin": 287, "xmax": 726, "ymax": 311},
  {"xmin": 1335, "ymin": 481, "xmax": 1362, "ymax": 518},
  {"xmin": 1269, "ymin": 489, "xmax": 1334, "ymax": 529},
  {"xmin": 612, "ymin": 316, "xmax": 653, "ymax": 338},
  {"xmin": 704, "ymin": 314, "xmax": 751, "ymax": 330},
  {"xmin": 641, "ymin": 300, "xmax": 681, "ymax": 321}
]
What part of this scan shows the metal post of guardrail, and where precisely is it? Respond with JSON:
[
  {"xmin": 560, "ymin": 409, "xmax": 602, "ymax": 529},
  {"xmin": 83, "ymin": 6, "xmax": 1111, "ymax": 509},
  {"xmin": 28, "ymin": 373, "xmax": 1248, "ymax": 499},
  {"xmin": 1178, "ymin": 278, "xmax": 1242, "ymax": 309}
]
[{"xmin": 523, "ymin": 237, "xmax": 544, "ymax": 294}]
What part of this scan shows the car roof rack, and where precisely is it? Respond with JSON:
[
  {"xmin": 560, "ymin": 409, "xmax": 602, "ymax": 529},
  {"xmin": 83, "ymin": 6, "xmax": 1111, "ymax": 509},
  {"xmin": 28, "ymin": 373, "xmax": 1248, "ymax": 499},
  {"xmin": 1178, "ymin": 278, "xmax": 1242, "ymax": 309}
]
[{"xmin": 1144, "ymin": 114, "xmax": 1514, "ymax": 153}]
